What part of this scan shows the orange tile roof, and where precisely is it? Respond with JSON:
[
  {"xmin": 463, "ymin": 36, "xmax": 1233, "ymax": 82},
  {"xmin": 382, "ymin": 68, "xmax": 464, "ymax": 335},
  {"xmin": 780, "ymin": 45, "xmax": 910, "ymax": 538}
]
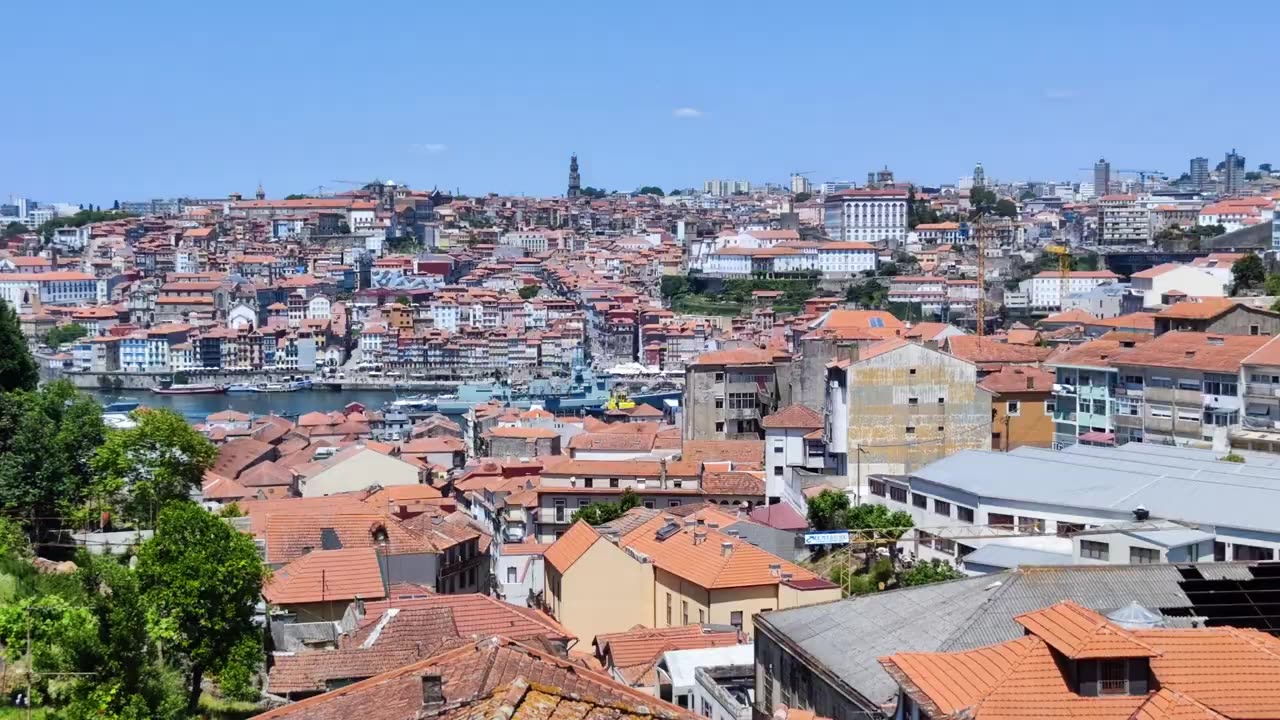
[
  {"xmin": 1087, "ymin": 312, "xmax": 1158, "ymax": 331},
  {"xmin": 262, "ymin": 547, "xmax": 385, "ymax": 605},
  {"xmin": 1013, "ymin": 602, "xmax": 1157, "ymax": 659},
  {"xmin": 1243, "ymin": 335, "xmax": 1280, "ymax": 367},
  {"xmin": 618, "ymin": 511, "xmax": 829, "ymax": 590},
  {"xmin": 679, "ymin": 440, "xmax": 764, "ymax": 465},
  {"xmin": 264, "ymin": 511, "xmax": 433, "ymax": 565},
  {"xmin": 543, "ymin": 521, "xmax": 601, "ymax": 574},
  {"xmin": 879, "ymin": 600, "xmax": 1280, "ymax": 720},
  {"xmin": 700, "ymin": 471, "xmax": 764, "ymax": 497},
  {"xmin": 978, "ymin": 366, "xmax": 1056, "ymax": 394},
  {"xmin": 1041, "ymin": 308, "xmax": 1098, "ymax": 324},
  {"xmin": 596, "ymin": 625, "xmax": 742, "ymax": 684},
  {"xmin": 945, "ymin": 336, "xmax": 1053, "ymax": 365},
  {"xmin": 690, "ymin": 347, "xmax": 789, "ymax": 367},
  {"xmin": 1109, "ymin": 332, "xmax": 1268, "ymax": 373},
  {"xmin": 761, "ymin": 405, "xmax": 823, "ymax": 429},
  {"xmin": 1154, "ymin": 298, "xmax": 1238, "ymax": 320}
]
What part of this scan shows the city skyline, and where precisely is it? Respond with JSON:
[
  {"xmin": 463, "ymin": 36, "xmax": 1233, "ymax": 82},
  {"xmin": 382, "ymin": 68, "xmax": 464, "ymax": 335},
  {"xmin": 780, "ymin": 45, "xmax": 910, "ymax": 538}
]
[{"xmin": 2, "ymin": 0, "xmax": 1276, "ymax": 204}]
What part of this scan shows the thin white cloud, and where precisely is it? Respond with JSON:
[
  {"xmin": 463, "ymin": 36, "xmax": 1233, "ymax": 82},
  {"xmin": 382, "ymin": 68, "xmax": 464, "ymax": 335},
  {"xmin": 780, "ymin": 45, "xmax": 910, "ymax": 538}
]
[
  {"xmin": 411, "ymin": 143, "xmax": 448, "ymax": 154},
  {"xmin": 1043, "ymin": 89, "xmax": 1079, "ymax": 100},
  {"xmin": 672, "ymin": 107, "xmax": 704, "ymax": 118}
]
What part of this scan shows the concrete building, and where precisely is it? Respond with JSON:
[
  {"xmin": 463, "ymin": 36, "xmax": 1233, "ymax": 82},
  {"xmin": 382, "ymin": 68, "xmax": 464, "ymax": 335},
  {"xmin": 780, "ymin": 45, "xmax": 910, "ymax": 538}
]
[
  {"xmin": 789, "ymin": 174, "xmax": 811, "ymax": 195},
  {"xmin": 1047, "ymin": 337, "xmax": 1145, "ymax": 447},
  {"xmin": 980, "ymin": 366, "xmax": 1056, "ymax": 451},
  {"xmin": 1093, "ymin": 158, "xmax": 1111, "ymax": 197},
  {"xmin": 1240, "ymin": 335, "xmax": 1280, "ymax": 435},
  {"xmin": 483, "ymin": 426, "xmax": 561, "ymax": 457},
  {"xmin": 1190, "ymin": 156, "xmax": 1209, "ymax": 191},
  {"xmin": 823, "ymin": 189, "xmax": 909, "ymax": 246},
  {"xmin": 543, "ymin": 508, "xmax": 838, "ymax": 645},
  {"xmin": 827, "ymin": 338, "xmax": 992, "ymax": 480},
  {"xmin": 1019, "ymin": 270, "xmax": 1122, "ymax": 311},
  {"xmin": 1128, "ymin": 264, "xmax": 1228, "ymax": 308},
  {"xmin": 1152, "ymin": 299, "xmax": 1280, "ymax": 336},
  {"xmin": 683, "ymin": 348, "xmax": 791, "ymax": 441},
  {"xmin": 1224, "ymin": 148, "xmax": 1245, "ymax": 195},
  {"xmin": 762, "ymin": 405, "xmax": 834, "ymax": 513},
  {"xmin": 1099, "ymin": 196, "xmax": 1150, "ymax": 245},
  {"xmin": 493, "ymin": 543, "xmax": 546, "ymax": 608}
]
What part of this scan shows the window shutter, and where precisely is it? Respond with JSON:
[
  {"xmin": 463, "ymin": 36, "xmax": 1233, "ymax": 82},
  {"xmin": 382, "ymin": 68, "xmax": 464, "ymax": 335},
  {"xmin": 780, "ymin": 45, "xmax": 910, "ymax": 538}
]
[
  {"xmin": 1077, "ymin": 660, "xmax": 1099, "ymax": 697},
  {"xmin": 1128, "ymin": 658, "xmax": 1149, "ymax": 695}
]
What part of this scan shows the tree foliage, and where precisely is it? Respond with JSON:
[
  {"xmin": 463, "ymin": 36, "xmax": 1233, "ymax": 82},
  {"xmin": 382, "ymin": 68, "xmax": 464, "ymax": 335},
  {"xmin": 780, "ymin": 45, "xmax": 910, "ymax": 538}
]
[
  {"xmin": 571, "ymin": 489, "xmax": 641, "ymax": 525},
  {"xmin": 842, "ymin": 503, "xmax": 913, "ymax": 542},
  {"xmin": 969, "ymin": 186, "xmax": 998, "ymax": 217},
  {"xmin": 578, "ymin": 187, "xmax": 608, "ymax": 199},
  {"xmin": 137, "ymin": 503, "xmax": 267, "ymax": 714},
  {"xmin": 1232, "ymin": 254, "xmax": 1266, "ymax": 293},
  {"xmin": 793, "ymin": 191, "xmax": 812, "ymax": 203},
  {"xmin": 518, "ymin": 284, "xmax": 540, "ymax": 300},
  {"xmin": 38, "ymin": 209, "xmax": 134, "ymax": 241},
  {"xmin": 660, "ymin": 275, "xmax": 690, "ymax": 298},
  {"xmin": 0, "ymin": 298, "xmax": 39, "ymax": 393},
  {"xmin": 0, "ymin": 381, "xmax": 105, "ymax": 534},
  {"xmin": 637, "ymin": 186, "xmax": 664, "ymax": 196},
  {"xmin": 898, "ymin": 558, "xmax": 965, "ymax": 587},
  {"xmin": 806, "ymin": 489, "xmax": 850, "ymax": 530},
  {"xmin": 284, "ymin": 194, "xmax": 310, "ymax": 200},
  {"xmin": 44, "ymin": 322, "xmax": 88, "ymax": 348},
  {"xmin": 3, "ymin": 221, "xmax": 28, "ymax": 238},
  {"xmin": 846, "ymin": 278, "xmax": 887, "ymax": 309},
  {"xmin": 91, "ymin": 408, "xmax": 218, "ymax": 524},
  {"xmin": 994, "ymin": 198, "xmax": 1018, "ymax": 218}
]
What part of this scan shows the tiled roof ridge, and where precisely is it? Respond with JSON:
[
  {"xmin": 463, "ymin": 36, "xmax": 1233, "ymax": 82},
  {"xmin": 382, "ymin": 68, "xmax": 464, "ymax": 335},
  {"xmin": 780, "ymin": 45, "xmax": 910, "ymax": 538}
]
[{"xmin": 965, "ymin": 636, "xmax": 1046, "ymax": 718}]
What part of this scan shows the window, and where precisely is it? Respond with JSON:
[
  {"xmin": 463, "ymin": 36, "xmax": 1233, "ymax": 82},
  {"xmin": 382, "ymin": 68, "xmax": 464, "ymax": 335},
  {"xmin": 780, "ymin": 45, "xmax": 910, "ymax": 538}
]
[
  {"xmin": 937, "ymin": 425, "xmax": 945, "ymax": 432},
  {"xmin": 957, "ymin": 506, "xmax": 975, "ymax": 523},
  {"xmin": 908, "ymin": 397, "xmax": 919, "ymax": 407},
  {"xmin": 577, "ymin": 499, "xmax": 589, "ymax": 508},
  {"xmin": 988, "ymin": 513, "xmax": 1015, "ymax": 529},
  {"xmin": 682, "ymin": 601, "xmax": 688, "ymax": 624},
  {"xmin": 1123, "ymin": 374, "xmax": 1143, "ymax": 386},
  {"xmin": 554, "ymin": 499, "xmax": 566, "ymax": 522},
  {"xmin": 1214, "ymin": 541, "xmax": 1227, "ymax": 562},
  {"xmin": 643, "ymin": 500, "xmax": 655, "ymax": 509},
  {"xmin": 906, "ymin": 426, "xmax": 916, "ymax": 436},
  {"xmin": 938, "ymin": 397, "xmax": 946, "ymax": 406},
  {"xmin": 714, "ymin": 372, "xmax": 724, "ymax": 383},
  {"xmin": 1092, "ymin": 399, "xmax": 1106, "ymax": 416},
  {"xmin": 698, "ymin": 609, "xmax": 705, "ymax": 623},
  {"xmin": 673, "ymin": 480, "xmax": 683, "ymax": 489},
  {"xmin": 1177, "ymin": 377, "xmax": 1201, "ymax": 391},
  {"xmin": 935, "ymin": 537, "xmax": 956, "ymax": 555},
  {"xmin": 1018, "ymin": 516, "xmax": 1045, "ymax": 534},
  {"xmin": 773, "ymin": 466, "xmax": 783, "ymax": 476},
  {"xmin": 583, "ymin": 478, "xmax": 593, "ymax": 488},
  {"xmin": 772, "ymin": 439, "xmax": 784, "ymax": 453},
  {"xmin": 1081, "ymin": 540, "xmax": 1110, "ymax": 561},
  {"xmin": 1130, "ymin": 547, "xmax": 1159, "ymax": 564},
  {"xmin": 1250, "ymin": 324, "xmax": 1261, "ymax": 336},
  {"xmin": 609, "ymin": 478, "xmax": 620, "ymax": 488},
  {"xmin": 1046, "ymin": 399, "xmax": 1056, "ymax": 415},
  {"xmin": 909, "ymin": 368, "xmax": 917, "ymax": 375},
  {"xmin": 1176, "ymin": 408, "xmax": 1200, "ymax": 422},
  {"xmin": 714, "ymin": 422, "xmax": 725, "ymax": 432},
  {"xmin": 933, "ymin": 499, "xmax": 951, "ymax": 517},
  {"xmin": 715, "ymin": 397, "xmax": 724, "ymax": 409},
  {"xmin": 1204, "ymin": 373, "xmax": 1238, "ymax": 396},
  {"xmin": 1148, "ymin": 376, "xmax": 1173, "ymax": 389},
  {"xmin": 912, "ymin": 493, "xmax": 928, "ymax": 509},
  {"xmin": 666, "ymin": 593, "xmax": 672, "ymax": 625},
  {"xmin": 506, "ymin": 567, "xmax": 517, "ymax": 583},
  {"xmin": 1058, "ymin": 522, "xmax": 1086, "ymax": 537},
  {"xmin": 889, "ymin": 486, "xmax": 908, "ymax": 503},
  {"xmin": 1149, "ymin": 404, "xmax": 1172, "ymax": 419},
  {"xmin": 730, "ymin": 611, "xmax": 743, "ymax": 628},
  {"xmin": 1233, "ymin": 543, "xmax": 1276, "ymax": 561},
  {"xmin": 1007, "ymin": 400, "xmax": 1020, "ymax": 416},
  {"xmin": 702, "ymin": 700, "xmax": 713, "ymax": 717},
  {"xmin": 1098, "ymin": 660, "xmax": 1129, "ymax": 695},
  {"xmin": 870, "ymin": 479, "xmax": 887, "ymax": 497},
  {"xmin": 668, "ymin": 500, "xmax": 680, "ymax": 508}
]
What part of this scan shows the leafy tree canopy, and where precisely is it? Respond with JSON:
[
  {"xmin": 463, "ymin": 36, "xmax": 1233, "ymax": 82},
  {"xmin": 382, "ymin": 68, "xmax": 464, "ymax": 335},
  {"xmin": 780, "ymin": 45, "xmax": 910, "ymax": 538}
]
[
  {"xmin": 1233, "ymin": 254, "xmax": 1266, "ymax": 293},
  {"xmin": 2, "ymin": 221, "xmax": 28, "ymax": 238},
  {"xmin": 137, "ymin": 503, "xmax": 267, "ymax": 714},
  {"xmin": 660, "ymin": 275, "xmax": 690, "ymax": 298},
  {"xmin": 898, "ymin": 558, "xmax": 965, "ymax": 587},
  {"xmin": 637, "ymin": 186, "xmax": 665, "ymax": 196},
  {"xmin": 807, "ymin": 489, "xmax": 850, "ymax": 530},
  {"xmin": 518, "ymin": 284, "xmax": 540, "ymax": 300},
  {"xmin": 45, "ymin": 322, "xmax": 88, "ymax": 348},
  {"xmin": 793, "ymin": 191, "xmax": 812, "ymax": 203},
  {"xmin": 91, "ymin": 408, "xmax": 218, "ymax": 524},
  {"xmin": 0, "ymin": 298, "xmax": 38, "ymax": 392},
  {"xmin": 571, "ymin": 489, "xmax": 641, "ymax": 525}
]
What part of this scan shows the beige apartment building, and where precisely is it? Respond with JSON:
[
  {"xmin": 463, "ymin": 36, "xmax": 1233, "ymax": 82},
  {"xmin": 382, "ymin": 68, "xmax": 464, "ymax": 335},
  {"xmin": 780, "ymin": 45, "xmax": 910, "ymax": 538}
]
[
  {"xmin": 683, "ymin": 348, "xmax": 792, "ymax": 441},
  {"xmin": 543, "ymin": 507, "xmax": 838, "ymax": 645}
]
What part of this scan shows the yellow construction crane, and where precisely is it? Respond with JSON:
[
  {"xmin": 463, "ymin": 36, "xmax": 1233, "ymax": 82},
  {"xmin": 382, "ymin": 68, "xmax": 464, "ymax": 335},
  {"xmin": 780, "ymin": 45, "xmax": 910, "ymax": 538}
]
[{"xmin": 1045, "ymin": 244, "xmax": 1072, "ymax": 309}]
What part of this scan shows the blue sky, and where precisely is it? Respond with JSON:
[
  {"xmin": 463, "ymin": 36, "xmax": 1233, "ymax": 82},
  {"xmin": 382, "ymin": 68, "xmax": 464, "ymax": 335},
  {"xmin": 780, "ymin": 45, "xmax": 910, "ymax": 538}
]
[{"xmin": 2, "ymin": 0, "xmax": 1273, "ymax": 204}]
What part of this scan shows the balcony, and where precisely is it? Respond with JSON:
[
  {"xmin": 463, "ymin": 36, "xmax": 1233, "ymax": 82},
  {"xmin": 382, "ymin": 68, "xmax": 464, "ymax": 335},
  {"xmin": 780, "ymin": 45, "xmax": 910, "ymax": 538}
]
[
  {"xmin": 1052, "ymin": 410, "xmax": 1077, "ymax": 423},
  {"xmin": 1113, "ymin": 413, "xmax": 1144, "ymax": 429},
  {"xmin": 1245, "ymin": 384, "xmax": 1280, "ymax": 399}
]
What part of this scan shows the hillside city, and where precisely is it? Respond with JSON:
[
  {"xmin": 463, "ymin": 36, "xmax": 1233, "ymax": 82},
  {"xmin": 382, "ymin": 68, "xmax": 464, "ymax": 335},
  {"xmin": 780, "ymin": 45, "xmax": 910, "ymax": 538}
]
[{"xmin": 6, "ymin": 153, "xmax": 1280, "ymax": 717}]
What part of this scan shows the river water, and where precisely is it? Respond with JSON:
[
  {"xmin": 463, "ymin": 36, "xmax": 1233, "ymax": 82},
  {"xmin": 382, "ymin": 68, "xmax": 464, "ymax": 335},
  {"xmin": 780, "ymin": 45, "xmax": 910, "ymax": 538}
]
[{"xmin": 85, "ymin": 388, "xmax": 418, "ymax": 422}]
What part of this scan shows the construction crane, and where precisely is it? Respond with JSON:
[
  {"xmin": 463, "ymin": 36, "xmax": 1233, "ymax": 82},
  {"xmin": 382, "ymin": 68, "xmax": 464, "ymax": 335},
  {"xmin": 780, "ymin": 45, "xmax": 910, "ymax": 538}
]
[
  {"xmin": 1045, "ymin": 244, "xmax": 1072, "ymax": 309},
  {"xmin": 823, "ymin": 518, "xmax": 1194, "ymax": 596}
]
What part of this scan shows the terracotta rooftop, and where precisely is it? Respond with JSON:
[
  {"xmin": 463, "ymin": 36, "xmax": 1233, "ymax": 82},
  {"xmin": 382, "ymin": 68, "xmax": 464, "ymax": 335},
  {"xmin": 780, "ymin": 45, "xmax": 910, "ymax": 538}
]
[
  {"xmin": 978, "ymin": 366, "xmax": 1056, "ymax": 394},
  {"xmin": 762, "ymin": 405, "xmax": 823, "ymax": 430},
  {"xmin": 1109, "ymin": 332, "xmax": 1268, "ymax": 373},
  {"xmin": 1040, "ymin": 308, "xmax": 1099, "ymax": 325},
  {"xmin": 700, "ymin": 471, "xmax": 765, "ymax": 497},
  {"xmin": 878, "ymin": 600, "xmax": 1280, "ymax": 720},
  {"xmin": 262, "ymin": 547, "xmax": 386, "ymax": 606},
  {"xmin": 1154, "ymin": 298, "xmax": 1239, "ymax": 320},
  {"xmin": 690, "ymin": 347, "xmax": 789, "ymax": 367},
  {"xmin": 253, "ymin": 636, "xmax": 698, "ymax": 720},
  {"xmin": 543, "ymin": 521, "xmax": 601, "ymax": 574},
  {"xmin": 945, "ymin": 336, "xmax": 1053, "ymax": 365},
  {"xmin": 680, "ymin": 440, "xmax": 764, "ymax": 466},
  {"xmin": 264, "ymin": 511, "xmax": 433, "ymax": 565},
  {"xmin": 596, "ymin": 625, "xmax": 742, "ymax": 686},
  {"xmin": 212, "ymin": 437, "xmax": 276, "ymax": 479}
]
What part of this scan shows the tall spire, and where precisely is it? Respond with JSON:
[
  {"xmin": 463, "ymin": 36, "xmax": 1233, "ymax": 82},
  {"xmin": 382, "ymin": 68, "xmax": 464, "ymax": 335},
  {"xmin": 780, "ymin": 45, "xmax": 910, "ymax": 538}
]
[{"xmin": 567, "ymin": 154, "xmax": 581, "ymax": 198}]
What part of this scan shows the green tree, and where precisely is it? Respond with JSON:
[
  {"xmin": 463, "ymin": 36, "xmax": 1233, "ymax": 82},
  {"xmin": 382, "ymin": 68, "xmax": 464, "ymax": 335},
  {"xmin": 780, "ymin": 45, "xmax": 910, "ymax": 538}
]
[
  {"xmin": 793, "ymin": 191, "xmax": 812, "ymax": 203},
  {"xmin": 395, "ymin": 294, "xmax": 411, "ymax": 305},
  {"xmin": 1018, "ymin": 189, "xmax": 1036, "ymax": 201},
  {"xmin": 994, "ymin": 198, "xmax": 1018, "ymax": 218},
  {"xmin": 0, "ymin": 381, "xmax": 105, "ymax": 535},
  {"xmin": 1232, "ymin": 254, "xmax": 1266, "ymax": 293},
  {"xmin": 1261, "ymin": 163, "xmax": 1273, "ymax": 173},
  {"xmin": 660, "ymin": 275, "xmax": 690, "ymax": 298},
  {"xmin": 0, "ymin": 298, "xmax": 38, "ymax": 392},
  {"xmin": 1265, "ymin": 275, "xmax": 1280, "ymax": 297},
  {"xmin": 969, "ymin": 186, "xmax": 998, "ymax": 217},
  {"xmin": 91, "ymin": 409, "xmax": 218, "ymax": 524},
  {"xmin": 137, "ymin": 503, "xmax": 267, "ymax": 715},
  {"xmin": 571, "ymin": 489, "xmax": 641, "ymax": 525},
  {"xmin": 806, "ymin": 489, "xmax": 850, "ymax": 530},
  {"xmin": 1245, "ymin": 172, "xmax": 1263, "ymax": 182},
  {"xmin": 878, "ymin": 262, "xmax": 899, "ymax": 277},
  {"xmin": 579, "ymin": 187, "xmax": 608, "ymax": 199},
  {"xmin": 637, "ymin": 186, "xmax": 665, "ymax": 196},
  {"xmin": 284, "ymin": 194, "xmax": 310, "ymax": 200},
  {"xmin": 518, "ymin": 284, "xmax": 540, "ymax": 300},
  {"xmin": 898, "ymin": 558, "xmax": 965, "ymax": 587},
  {"xmin": 44, "ymin": 322, "xmax": 88, "ymax": 348},
  {"xmin": 3, "ymin": 221, "xmax": 28, "ymax": 238},
  {"xmin": 842, "ymin": 503, "xmax": 913, "ymax": 543}
]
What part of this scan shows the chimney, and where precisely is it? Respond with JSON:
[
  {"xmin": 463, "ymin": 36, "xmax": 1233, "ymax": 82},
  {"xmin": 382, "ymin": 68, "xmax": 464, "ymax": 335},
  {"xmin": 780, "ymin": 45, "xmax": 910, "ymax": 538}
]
[
  {"xmin": 769, "ymin": 563, "xmax": 781, "ymax": 577},
  {"xmin": 721, "ymin": 541, "xmax": 734, "ymax": 557},
  {"xmin": 693, "ymin": 529, "xmax": 707, "ymax": 545},
  {"xmin": 421, "ymin": 674, "xmax": 444, "ymax": 709}
]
